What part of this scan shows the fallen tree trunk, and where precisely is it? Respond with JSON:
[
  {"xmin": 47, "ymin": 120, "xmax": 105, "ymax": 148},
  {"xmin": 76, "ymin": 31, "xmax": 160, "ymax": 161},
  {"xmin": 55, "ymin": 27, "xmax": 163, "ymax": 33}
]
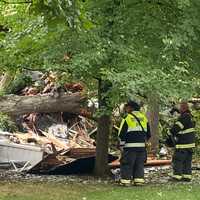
[{"xmin": 0, "ymin": 93, "xmax": 85, "ymax": 116}]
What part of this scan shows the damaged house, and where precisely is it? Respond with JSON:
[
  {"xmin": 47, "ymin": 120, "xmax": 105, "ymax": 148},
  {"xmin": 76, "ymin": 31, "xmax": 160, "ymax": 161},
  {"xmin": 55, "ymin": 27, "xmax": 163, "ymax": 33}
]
[{"xmin": 0, "ymin": 72, "xmax": 117, "ymax": 174}]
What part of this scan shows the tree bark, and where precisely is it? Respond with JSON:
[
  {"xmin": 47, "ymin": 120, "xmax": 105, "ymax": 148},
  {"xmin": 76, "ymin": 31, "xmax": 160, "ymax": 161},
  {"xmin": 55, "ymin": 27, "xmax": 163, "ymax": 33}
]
[
  {"xmin": 95, "ymin": 114, "xmax": 111, "ymax": 176},
  {"xmin": 148, "ymin": 94, "xmax": 159, "ymax": 156},
  {"xmin": 0, "ymin": 93, "xmax": 85, "ymax": 116},
  {"xmin": 94, "ymin": 80, "xmax": 112, "ymax": 177}
]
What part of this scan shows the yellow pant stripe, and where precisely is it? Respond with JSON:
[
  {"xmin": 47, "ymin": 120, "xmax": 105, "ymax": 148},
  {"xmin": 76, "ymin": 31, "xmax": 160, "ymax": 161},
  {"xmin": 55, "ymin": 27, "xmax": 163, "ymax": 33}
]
[
  {"xmin": 172, "ymin": 175, "xmax": 182, "ymax": 180},
  {"xmin": 182, "ymin": 174, "xmax": 192, "ymax": 179},
  {"xmin": 134, "ymin": 178, "xmax": 145, "ymax": 183},
  {"xmin": 120, "ymin": 179, "xmax": 131, "ymax": 184}
]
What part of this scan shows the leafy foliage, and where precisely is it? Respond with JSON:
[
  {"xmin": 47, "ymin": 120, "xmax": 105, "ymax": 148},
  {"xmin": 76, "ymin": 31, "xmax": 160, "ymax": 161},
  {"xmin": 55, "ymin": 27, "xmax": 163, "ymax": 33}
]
[
  {"xmin": 192, "ymin": 110, "xmax": 200, "ymax": 158},
  {"xmin": 6, "ymin": 72, "xmax": 32, "ymax": 94},
  {"xmin": 0, "ymin": 113, "xmax": 17, "ymax": 132},
  {"xmin": 1, "ymin": 0, "xmax": 200, "ymax": 106}
]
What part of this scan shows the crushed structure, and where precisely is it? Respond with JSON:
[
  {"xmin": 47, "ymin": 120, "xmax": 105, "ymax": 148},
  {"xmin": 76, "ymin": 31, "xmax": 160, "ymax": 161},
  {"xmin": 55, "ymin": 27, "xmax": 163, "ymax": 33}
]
[{"xmin": 0, "ymin": 72, "xmax": 101, "ymax": 173}]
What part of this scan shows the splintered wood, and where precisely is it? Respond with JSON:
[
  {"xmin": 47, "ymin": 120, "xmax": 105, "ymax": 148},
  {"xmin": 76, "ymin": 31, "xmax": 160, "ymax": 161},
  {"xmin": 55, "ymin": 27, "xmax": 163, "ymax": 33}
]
[{"xmin": 11, "ymin": 116, "xmax": 96, "ymax": 153}]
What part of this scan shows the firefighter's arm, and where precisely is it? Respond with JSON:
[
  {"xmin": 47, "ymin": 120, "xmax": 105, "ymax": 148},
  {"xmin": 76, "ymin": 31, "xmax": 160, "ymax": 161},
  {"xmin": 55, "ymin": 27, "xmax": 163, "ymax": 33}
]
[
  {"xmin": 169, "ymin": 118, "xmax": 184, "ymax": 136},
  {"xmin": 165, "ymin": 120, "xmax": 183, "ymax": 146},
  {"xmin": 118, "ymin": 118, "xmax": 128, "ymax": 149}
]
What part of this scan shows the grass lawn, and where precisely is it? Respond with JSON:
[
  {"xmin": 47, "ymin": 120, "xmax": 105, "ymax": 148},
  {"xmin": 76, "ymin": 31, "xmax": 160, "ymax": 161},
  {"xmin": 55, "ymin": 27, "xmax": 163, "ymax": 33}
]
[{"xmin": 0, "ymin": 181, "xmax": 199, "ymax": 200}]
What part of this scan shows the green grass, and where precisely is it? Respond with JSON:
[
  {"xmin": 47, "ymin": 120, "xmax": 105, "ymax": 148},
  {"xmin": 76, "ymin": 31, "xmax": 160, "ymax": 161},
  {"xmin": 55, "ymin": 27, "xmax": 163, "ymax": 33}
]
[{"xmin": 0, "ymin": 181, "xmax": 199, "ymax": 200}]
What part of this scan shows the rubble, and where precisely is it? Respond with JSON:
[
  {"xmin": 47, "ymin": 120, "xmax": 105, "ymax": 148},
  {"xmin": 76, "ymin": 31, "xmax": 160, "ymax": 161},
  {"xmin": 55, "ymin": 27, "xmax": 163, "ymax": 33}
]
[
  {"xmin": 0, "ymin": 112, "xmax": 99, "ymax": 173},
  {"xmin": 0, "ymin": 139, "xmax": 43, "ymax": 168},
  {"xmin": 0, "ymin": 71, "xmax": 99, "ymax": 173},
  {"xmin": 28, "ymin": 150, "xmax": 117, "ymax": 175},
  {"xmin": 1, "ymin": 165, "xmax": 200, "ymax": 185}
]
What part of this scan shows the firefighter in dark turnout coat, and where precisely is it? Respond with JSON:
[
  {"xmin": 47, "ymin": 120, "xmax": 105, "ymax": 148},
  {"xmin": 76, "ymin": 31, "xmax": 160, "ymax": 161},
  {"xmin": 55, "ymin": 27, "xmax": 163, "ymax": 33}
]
[
  {"xmin": 168, "ymin": 102, "xmax": 196, "ymax": 181},
  {"xmin": 118, "ymin": 101, "xmax": 151, "ymax": 186}
]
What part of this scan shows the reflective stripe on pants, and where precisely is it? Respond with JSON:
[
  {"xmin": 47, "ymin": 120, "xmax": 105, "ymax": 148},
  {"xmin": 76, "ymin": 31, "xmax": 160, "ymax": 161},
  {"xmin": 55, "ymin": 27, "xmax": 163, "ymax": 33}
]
[
  {"xmin": 120, "ymin": 179, "xmax": 131, "ymax": 184},
  {"xmin": 134, "ymin": 178, "xmax": 145, "ymax": 184},
  {"xmin": 172, "ymin": 175, "xmax": 182, "ymax": 180},
  {"xmin": 124, "ymin": 143, "xmax": 145, "ymax": 148},
  {"xmin": 182, "ymin": 174, "xmax": 192, "ymax": 179}
]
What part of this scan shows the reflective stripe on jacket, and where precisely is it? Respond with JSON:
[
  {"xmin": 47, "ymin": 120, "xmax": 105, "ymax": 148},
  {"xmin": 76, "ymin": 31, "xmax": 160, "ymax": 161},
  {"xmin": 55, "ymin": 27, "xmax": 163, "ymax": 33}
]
[
  {"xmin": 169, "ymin": 111, "xmax": 196, "ymax": 149},
  {"xmin": 118, "ymin": 111, "xmax": 150, "ymax": 150}
]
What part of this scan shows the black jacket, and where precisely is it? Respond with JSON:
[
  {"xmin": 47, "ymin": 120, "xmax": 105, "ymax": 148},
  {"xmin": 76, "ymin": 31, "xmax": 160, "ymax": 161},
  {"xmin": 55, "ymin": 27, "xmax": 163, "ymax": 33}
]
[{"xmin": 167, "ymin": 111, "xmax": 196, "ymax": 149}]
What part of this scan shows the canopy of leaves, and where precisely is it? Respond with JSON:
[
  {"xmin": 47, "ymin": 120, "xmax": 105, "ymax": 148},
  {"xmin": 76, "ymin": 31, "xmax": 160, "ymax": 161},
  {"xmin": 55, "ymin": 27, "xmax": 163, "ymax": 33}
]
[{"xmin": 0, "ymin": 0, "xmax": 200, "ymax": 106}]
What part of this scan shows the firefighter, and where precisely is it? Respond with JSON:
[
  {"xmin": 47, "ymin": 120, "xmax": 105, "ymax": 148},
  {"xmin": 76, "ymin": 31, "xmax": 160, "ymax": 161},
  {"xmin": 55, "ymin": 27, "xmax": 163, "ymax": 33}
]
[
  {"xmin": 118, "ymin": 101, "xmax": 151, "ymax": 186},
  {"xmin": 168, "ymin": 101, "xmax": 196, "ymax": 182}
]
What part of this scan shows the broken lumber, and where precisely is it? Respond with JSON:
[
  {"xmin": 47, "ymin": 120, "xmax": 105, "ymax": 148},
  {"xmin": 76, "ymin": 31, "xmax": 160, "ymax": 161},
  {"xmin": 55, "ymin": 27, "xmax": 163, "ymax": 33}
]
[
  {"xmin": 40, "ymin": 130, "xmax": 70, "ymax": 150},
  {"xmin": 0, "ymin": 93, "xmax": 85, "ymax": 116}
]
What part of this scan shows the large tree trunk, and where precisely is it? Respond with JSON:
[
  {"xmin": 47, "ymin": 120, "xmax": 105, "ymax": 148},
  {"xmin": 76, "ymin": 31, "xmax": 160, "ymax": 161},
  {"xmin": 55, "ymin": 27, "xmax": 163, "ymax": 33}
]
[
  {"xmin": 94, "ymin": 80, "xmax": 112, "ymax": 177},
  {"xmin": 148, "ymin": 94, "xmax": 160, "ymax": 156},
  {"xmin": 95, "ymin": 114, "xmax": 111, "ymax": 176},
  {"xmin": 0, "ymin": 93, "xmax": 85, "ymax": 116}
]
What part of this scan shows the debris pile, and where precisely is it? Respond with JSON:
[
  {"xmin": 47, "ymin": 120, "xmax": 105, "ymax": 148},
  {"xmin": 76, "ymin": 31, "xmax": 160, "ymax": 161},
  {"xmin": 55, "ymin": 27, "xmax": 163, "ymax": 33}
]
[
  {"xmin": 0, "ymin": 71, "xmax": 100, "ymax": 174},
  {"xmin": 0, "ymin": 115, "xmax": 98, "ymax": 174},
  {"xmin": 0, "ymin": 71, "xmax": 96, "ymax": 151},
  {"xmin": 12, "ymin": 114, "xmax": 96, "ymax": 153}
]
